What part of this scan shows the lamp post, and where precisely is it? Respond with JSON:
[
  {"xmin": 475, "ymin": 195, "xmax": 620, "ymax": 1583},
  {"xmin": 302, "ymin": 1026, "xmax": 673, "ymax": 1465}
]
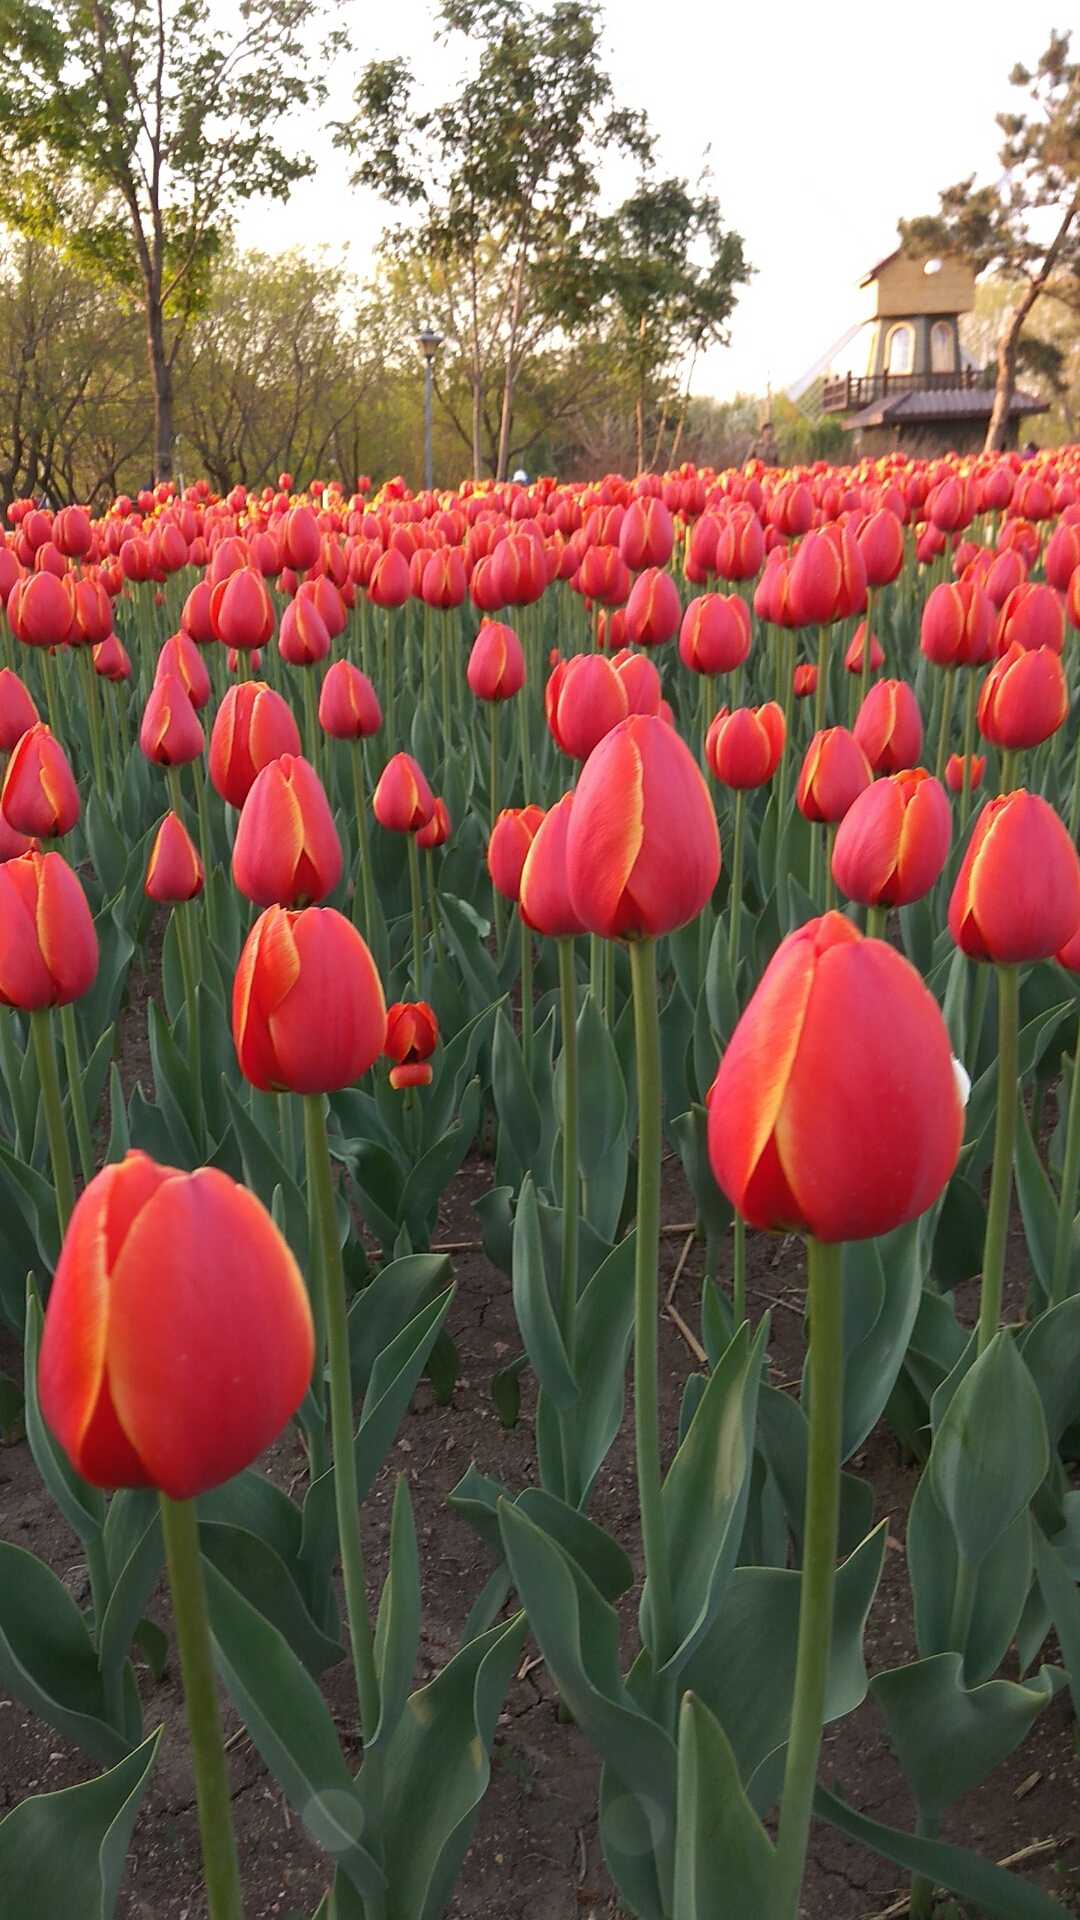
[{"xmin": 415, "ymin": 325, "xmax": 443, "ymax": 491}]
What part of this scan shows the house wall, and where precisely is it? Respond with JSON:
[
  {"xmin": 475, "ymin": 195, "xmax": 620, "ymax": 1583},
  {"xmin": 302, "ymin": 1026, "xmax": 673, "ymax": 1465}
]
[{"xmin": 862, "ymin": 254, "xmax": 975, "ymax": 318}]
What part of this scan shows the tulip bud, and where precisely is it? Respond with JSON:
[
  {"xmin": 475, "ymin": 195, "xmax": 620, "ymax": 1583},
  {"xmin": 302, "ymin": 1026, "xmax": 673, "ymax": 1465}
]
[
  {"xmin": 678, "ymin": 593, "xmax": 750, "ymax": 675},
  {"xmin": 139, "ymin": 672, "xmax": 205, "ymax": 767},
  {"xmin": 977, "ymin": 642, "xmax": 1068, "ymax": 751},
  {"xmin": 714, "ymin": 510, "xmax": 765, "ymax": 582},
  {"xmin": 611, "ymin": 647, "xmax": 662, "ymax": 716},
  {"xmin": 282, "ymin": 506, "xmax": 321, "ymax": 572},
  {"xmin": 1, "ymin": 724, "xmax": 80, "ymax": 837},
  {"xmin": 0, "ymin": 849, "xmax": 97, "ymax": 1007},
  {"xmin": 415, "ymin": 796, "xmax": 450, "ymax": 850},
  {"xmin": 209, "ymin": 682, "xmax": 301, "ymax": 808},
  {"xmin": 70, "ymin": 576, "xmax": 113, "ymax": 646},
  {"xmin": 145, "ymin": 810, "xmax": 204, "ymax": 903},
  {"xmin": 93, "ymin": 634, "xmax": 131, "ymax": 681},
  {"xmin": 233, "ymin": 904, "xmax": 386, "ymax": 1094},
  {"xmin": 843, "ymin": 623, "xmax": 884, "ymax": 674},
  {"xmin": 519, "ymin": 791, "xmax": 587, "ymax": 938},
  {"xmin": 852, "ymin": 679, "xmax": 922, "ymax": 773},
  {"xmin": 372, "ymin": 752, "xmax": 435, "ymax": 833},
  {"xmin": 546, "ymin": 654, "xmax": 628, "ymax": 760},
  {"xmin": 856, "ymin": 508, "xmax": 904, "ymax": 587},
  {"xmin": 996, "ymin": 581, "xmax": 1065, "ymax": 657},
  {"xmin": 232, "ymin": 755, "xmax": 342, "ymax": 908},
  {"xmin": 796, "ymin": 728, "xmax": 872, "ymax": 823},
  {"xmin": 0, "ymin": 668, "xmax": 38, "ymax": 750},
  {"xmin": 278, "ymin": 595, "xmax": 330, "ymax": 666},
  {"xmin": 565, "ymin": 715, "xmax": 720, "ymax": 940},
  {"xmin": 210, "ymin": 567, "xmax": 275, "ymax": 651},
  {"xmin": 832, "ymin": 769, "xmax": 951, "ymax": 908},
  {"xmin": 705, "ymin": 703, "xmax": 785, "ymax": 789},
  {"xmin": 38, "ymin": 1150, "xmax": 314, "ymax": 1497},
  {"xmin": 949, "ymin": 790, "xmax": 1080, "ymax": 964},
  {"xmin": 920, "ymin": 580, "xmax": 994, "ymax": 667},
  {"xmin": 155, "ymin": 632, "xmax": 211, "ymax": 708},
  {"xmin": 421, "ymin": 548, "xmax": 467, "ymax": 610},
  {"xmin": 619, "ymin": 498, "xmax": 674, "ymax": 571},
  {"xmin": 578, "ymin": 545, "xmax": 631, "ymax": 607},
  {"xmin": 707, "ymin": 912, "xmax": 962, "ymax": 1240},
  {"xmin": 792, "ymin": 662, "xmax": 817, "ymax": 698},
  {"xmin": 466, "ymin": 621, "xmax": 526, "ymax": 701},
  {"xmin": 384, "ymin": 1000, "xmax": 439, "ymax": 1088},
  {"xmin": 624, "ymin": 566, "xmax": 681, "ymax": 646},
  {"xmin": 487, "ymin": 804, "xmax": 545, "ymax": 903},
  {"xmin": 944, "ymin": 752, "xmax": 985, "ymax": 795},
  {"xmin": 368, "ymin": 548, "xmax": 412, "ymax": 609},
  {"xmin": 181, "ymin": 579, "xmax": 215, "ymax": 643},
  {"xmin": 318, "ymin": 659, "xmax": 381, "ymax": 739}
]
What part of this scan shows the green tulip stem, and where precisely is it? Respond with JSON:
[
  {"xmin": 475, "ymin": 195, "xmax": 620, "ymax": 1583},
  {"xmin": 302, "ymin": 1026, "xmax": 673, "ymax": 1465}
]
[
  {"xmin": 858, "ymin": 587, "xmax": 875, "ymax": 709},
  {"xmin": 727, "ymin": 789, "xmax": 745, "ymax": 976},
  {"xmin": 999, "ymin": 748, "xmax": 1018, "ymax": 793},
  {"xmin": 406, "ymin": 832, "xmax": 425, "ymax": 995},
  {"xmin": 823, "ymin": 824, "xmax": 838, "ymax": 912},
  {"xmin": 40, "ymin": 646, "xmax": 61, "ymax": 739},
  {"xmin": 159, "ymin": 1494, "xmax": 245, "ymax": 1920},
  {"xmin": 302, "ymin": 1094, "xmax": 381, "ymax": 1745},
  {"xmin": 174, "ymin": 901, "xmax": 203, "ymax": 1115},
  {"xmin": 520, "ymin": 917, "xmax": 534, "ymax": 1075},
  {"xmin": 813, "ymin": 625, "xmax": 830, "ymax": 733},
  {"xmin": 57, "ymin": 1002, "xmax": 94, "ymax": 1187},
  {"xmin": 77, "ymin": 645, "xmax": 108, "ymax": 794},
  {"xmin": 0, "ymin": 1010, "xmax": 26, "ymax": 1156},
  {"xmin": 934, "ymin": 667, "xmax": 957, "ymax": 782},
  {"xmin": 1068, "ymin": 730, "xmax": 1080, "ymax": 844},
  {"xmin": 440, "ymin": 610, "xmax": 453, "ymax": 751},
  {"xmin": 424, "ymin": 848, "xmax": 445, "ymax": 969},
  {"xmin": 300, "ymin": 667, "xmax": 321, "ymax": 775},
  {"xmin": 978, "ymin": 965, "xmax": 1019, "ymax": 1356},
  {"xmin": 32, "ymin": 1008, "xmax": 76, "ymax": 1235},
  {"xmin": 732, "ymin": 1213, "xmax": 746, "ymax": 1330},
  {"xmin": 557, "ymin": 939, "xmax": 579, "ymax": 1357},
  {"xmin": 1051, "ymin": 1042, "xmax": 1080, "ymax": 1308},
  {"xmin": 629, "ymin": 937, "xmax": 675, "ymax": 1669},
  {"xmin": 948, "ymin": 1550, "xmax": 979, "ymax": 1660},
  {"xmin": 488, "ymin": 698, "xmax": 500, "ymax": 832},
  {"xmin": 777, "ymin": 630, "xmax": 796, "ymax": 833},
  {"xmin": 102, "ymin": 681, "xmax": 123, "ymax": 789},
  {"xmin": 774, "ymin": 1234, "xmax": 844, "ymax": 1920},
  {"xmin": 348, "ymin": 740, "xmax": 377, "ymax": 945},
  {"xmin": 958, "ymin": 670, "xmax": 978, "ymax": 839},
  {"xmin": 517, "ymin": 683, "xmax": 533, "ymax": 805},
  {"xmin": 384, "ymin": 609, "xmax": 396, "ymax": 753},
  {"xmin": 190, "ymin": 758, "xmax": 218, "ymax": 945},
  {"xmin": 866, "ymin": 904, "xmax": 888, "ymax": 939}
]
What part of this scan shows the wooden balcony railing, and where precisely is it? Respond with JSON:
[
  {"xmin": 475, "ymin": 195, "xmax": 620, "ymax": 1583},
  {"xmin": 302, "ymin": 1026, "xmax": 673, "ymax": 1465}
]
[{"xmin": 821, "ymin": 368, "xmax": 980, "ymax": 413}]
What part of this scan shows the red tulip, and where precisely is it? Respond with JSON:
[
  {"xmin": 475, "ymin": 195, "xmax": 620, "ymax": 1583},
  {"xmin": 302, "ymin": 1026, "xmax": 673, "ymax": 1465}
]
[
  {"xmin": 70, "ymin": 576, "xmax": 113, "ymax": 646},
  {"xmin": 707, "ymin": 911, "xmax": 962, "ymax": 1241},
  {"xmin": 466, "ymin": 621, "xmax": 526, "ymax": 701},
  {"xmin": 705, "ymin": 703, "xmax": 785, "ymax": 789},
  {"xmin": 949, "ymin": 790, "xmax": 1080, "ymax": 963},
  {"xmin": 415, "ymin": 796, "xmax": 450, "ymax": 850},
  {"xmin": 0, "ymin": 669, "xmax": 38, "ymax": 750},
  {"xmin": 945, "ymin": 752, "xmax": 985, "ymax": 795},
  {"xmin": 792, "ymin": 662, "xmax": 817, "ymax": 698},
  {"xmin": 487, "ymin": 804, "xmax": 545, "ymax": 903},
  {"xmin": 372, "ymin": 752, "xmax": 435, "ymax": 832},
  {"xmin": 519, "ymin": 792, "xmax": 587, "ymax": 938},
  {"xmin": 38, "ymin": 1151, "xmax": 313, "ymax": 1498},
  {"xmin": 181, "ymin": 579, "xmax": 216, "ymax": 643},
  {"xmin": 209, "ymin": 682, "xmax": 301, "ymax": 808},
  {"xmin": 52, "ymin": 506, "xmax": 92, "ymax": 558},
  {"xmin": 856, "ymin": 508, "xmax": 905, "ymax": 587},
  {"xmin": 421, "ymin": 548, "xmax": 468, "ymax": 610},
  {"xmin": 278, "ymin": 594, "xmax": 330, "ymax": 666},
  {"xmin": 832, "ymin": 769, "xmax": 951, "ymax": 908},
  {"xmin": 93, "ymin": 635, "xmax": 131, "ymax": 681},
  {"xmin": 139, "ymin": 673, "xmax": 205, "ymax": 767},
  {"xmin": 788, "ymin": 524, "xmax": 866, "ymax": 626},
  {"xmin": 678, "ymin": 593, "xmax": 750, "ymax": 675},
  {"xmin": 282, "ymin": 506, "xmax": 322, "ymax": 572},
  {"xmin": 232, "ymin": 755, "xmax": 342, "ymax": 908},
  {"xmin": 920, "ymin": 580, "xmax": 994, "ymax": 667},
  {"xmin": 619, "ymin": 497, "xmax": 674, "ymax": 570},
  {"xmin": 996, "ymin": 581, "xmax": 1065, "ymax": 656},
  {"xmin": 796, "ymin": 728, "xmax": 872, "ymax": 823},
  {"xmin": 368, "ymin": 549, "xmax": 412, "ymax": 609},
  {"xmin": 1, "ymin": 724, "xmax": 80, "ymax": 837},
  {"xmin": 145, "ymin": 811, "xmax": 204, "ymax": 903},
  {"xmin": 852, "ymin": 679, "xmax": 923, "ymax": 773},
  {"xmin": 210, "ymin": 567, "xmax": 275, "ymax": 650},
  {"xmin": 624, "ymin": 566, "xmax": 681, "ymax": 646},
  {"xmin": 0, "ymin": 850, "xmax": 97, "ymax": 1008},
  {"xmin": 578, "ymin": 545, "xmax": 631, "ymax": 607},
  {"xmin": 983, "ymin": 547, "xmax": 1027, "ymax": 610},
  {"xmin": 9, "ymin": 571, "xmax": 74, "ymax": 648},
  {"xmin": 843, "ymin": 623, "xmax": 884, "ymax": 674},
  {"xmin": 977, "ymin": 642, "xmax": 1068, "ymax": 751},
  {"xmin": 546, "ymin": 654, "xmax": 628, "ymax": 759},
  {"xmin": 318, "ymin": 659, "xmax": 381, "ymax": 739},
  {"xmin": 298, "ymin": 574, "xmax": 346, "ymax": 639},
  {"xmin": 714, "ymin": 511, "xmax": 765, "ymax": 582},
  {"xmin": 384, "ymin": 1000, "xmax": 439, "ymax": 1088},
  {"xmin": 611, "ymin": 647, "xmax": 662, "ymax": 716},
  {"xmin": 155, "ymin": 632, "xmax": 211, "ymax": 708},
  {"xmin": 490, "ymin": 531, "xmax": 547, "ymax": 607},
  {"xmin": 233, "ymin": 904, "xmax": 386, "ymax": 1094},
  {"xmin": 565, "ymin": 713, "xmax": 719, "ymax": 940}
]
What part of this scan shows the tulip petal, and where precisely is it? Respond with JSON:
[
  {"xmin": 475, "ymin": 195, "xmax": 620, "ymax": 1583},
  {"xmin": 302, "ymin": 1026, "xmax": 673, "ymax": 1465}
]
[{"xmin": 567, "ymin": 727, "xmax": 644, "ymax": 934}]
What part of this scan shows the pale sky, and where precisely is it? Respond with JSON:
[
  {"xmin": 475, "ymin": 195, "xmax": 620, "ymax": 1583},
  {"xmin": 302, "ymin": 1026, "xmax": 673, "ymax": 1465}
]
[{"xmin": 236, "ymin": 0, "xmax": 1064, "ymax": 402}]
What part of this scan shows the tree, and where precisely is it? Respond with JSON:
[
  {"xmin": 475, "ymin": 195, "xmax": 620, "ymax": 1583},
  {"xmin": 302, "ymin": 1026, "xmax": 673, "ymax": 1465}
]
[
  {"xmin": 596, "ymin": 172, "xmax": 750, "ymax": 473},
  {"xmin": 335, "ymin": 0, "xmax": 649, "ymax": 480},
  {"xmin": 0, "ymin": 0, "xmax": 340, "ymax": 481},
  {"xmin": 901, "ymin": 30, "xmax": 1080, "ymax": 450}
]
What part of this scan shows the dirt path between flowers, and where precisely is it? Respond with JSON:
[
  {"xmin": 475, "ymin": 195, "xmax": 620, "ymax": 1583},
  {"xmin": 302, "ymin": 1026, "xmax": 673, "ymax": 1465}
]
[{"xmin": 2, "ymin": 1018, "xmax": 1079, "ymax": 1917}]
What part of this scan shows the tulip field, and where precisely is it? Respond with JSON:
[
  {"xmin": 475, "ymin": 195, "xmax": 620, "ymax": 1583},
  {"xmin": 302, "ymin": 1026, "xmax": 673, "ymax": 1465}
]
[{"xmin": 6, "ymin": 451, "xmax": 1080, "ymax": 1920}]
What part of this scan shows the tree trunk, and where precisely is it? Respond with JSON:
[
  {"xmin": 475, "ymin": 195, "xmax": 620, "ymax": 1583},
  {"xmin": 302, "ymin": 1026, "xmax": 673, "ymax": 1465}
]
[
  {"xmin": 147, "ymin": 300, "xmax": 174, "ymax": 482},
  {"xmin": 984, "ymin": 294, "xmax": 1035, "ymax": 452},
  {"xmin": 496, "ymin": 244, "xmax": 527, "ymax": 483}
]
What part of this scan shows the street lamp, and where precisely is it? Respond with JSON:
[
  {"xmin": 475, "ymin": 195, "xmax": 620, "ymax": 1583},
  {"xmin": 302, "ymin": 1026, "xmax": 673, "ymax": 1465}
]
[{"xmin": 414, "ymin": 324, "xmax": 443, "ymax": 492}]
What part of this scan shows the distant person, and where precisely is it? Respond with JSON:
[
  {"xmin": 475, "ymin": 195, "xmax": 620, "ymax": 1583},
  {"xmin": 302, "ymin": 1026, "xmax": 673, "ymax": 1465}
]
[
  {"xmin": 1021, "ymin": 440, "xmax": 1039, "ymax": 460},
  {"xmin": 745, "ymin": 420, "xmax": 780, "ymax": 467},
  {"xmin": 511, "ymin": 468, "xmax": 529, "ymax": 485}
]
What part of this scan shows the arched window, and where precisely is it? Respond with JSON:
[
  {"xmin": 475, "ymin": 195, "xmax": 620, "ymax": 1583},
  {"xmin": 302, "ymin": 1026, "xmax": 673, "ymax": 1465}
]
[
  {"xmin": 885, "ymin": 323, "xmax": 915, "ymax": 375},
  {"xmin": 930, "ymin": 321, "xmax": 954, "ymax": 373}
]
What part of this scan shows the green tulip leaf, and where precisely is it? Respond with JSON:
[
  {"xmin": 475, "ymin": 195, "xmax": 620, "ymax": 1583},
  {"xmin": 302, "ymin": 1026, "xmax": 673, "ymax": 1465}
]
[
  {"xmin": 511, "ymin": 1175, "xmax": 578, "ymax": 1413},
  {"xmin": 870, "ymin": 1652, "xmax": 1062, "ymax": 1825},
  {"xmin": 370, "ymin": 1476, "xmax": 421, "ymax": 1753},
  {"xmin": 576, "ymin": 989, "xmax": 626, "ymax": 1179},
  {"xmin": 0, "ymin": 1727, "xmax": 160, "ymax": 1920},
  {"xmin": 491, "ymin": 1007, "xmax": 542, "ymax": 1177},
  {"xmin": 931, "ymin": 1331, "xmax": 1049, "ymax": 1570},
  {"xmin": 199, "ymin": 1522, "xmax": 344, "ymax": 1677},
  {"xmin": 355, "ymin": 1288, "xmax": 454, "ymax": 1501},
  {"xmin": 23, "ymin": 1282, "xmax": 105, "ymax": 1549},
  {"xmin": 673, "ymin": 1693, "xmax": 776, "ymax": 1920},
  {"xmin": 0, "ymin": 1542, "xmax": 132, "ymax": 1765},
  {"xmin": 347, "ymin": 1252, "xmax": 452, "ymax": 1401}
]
